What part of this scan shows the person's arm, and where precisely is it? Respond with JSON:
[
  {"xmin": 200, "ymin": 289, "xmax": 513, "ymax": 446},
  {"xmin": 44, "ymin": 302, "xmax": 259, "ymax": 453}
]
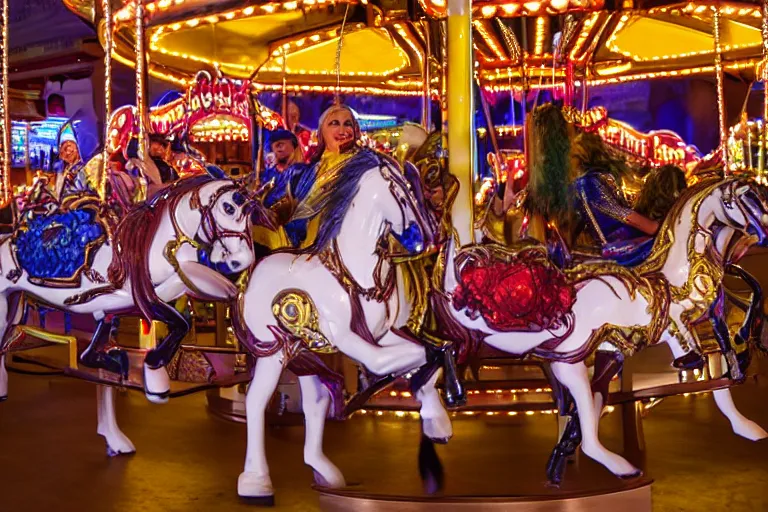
[{"xmin": 625, "ymin": 212, "xmax": 659, "ymax": 235}]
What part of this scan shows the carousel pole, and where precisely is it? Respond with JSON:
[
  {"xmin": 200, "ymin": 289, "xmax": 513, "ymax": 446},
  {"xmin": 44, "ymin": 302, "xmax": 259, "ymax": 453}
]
[
  {"xmin": 713, "ymin": 2, "xmax": 729, "ymax": 172},
  {"xmin": 135, "ymin": 0, "xmax": 149, "ymax": 159},
  {"xmin": 422, "ymin": 20, "xmax": 432, "ymax": 131},
  {"xmin": 0, "ymin": 0, "xmax": 9, "ymax": 203},
  {"xmin": 760, "ymin": 0, "xmax": 768, "ymax": 181},
  {"xmin": 447, "ymin": 0, "xmax": 475, "ymax": 244},
  {"xmin": 100, "ymin": 0, "xmax": 113, "ymax": 199},
  {"xmin": 281, "ymin": 47, "xmax": 287, "ymax": 122}
]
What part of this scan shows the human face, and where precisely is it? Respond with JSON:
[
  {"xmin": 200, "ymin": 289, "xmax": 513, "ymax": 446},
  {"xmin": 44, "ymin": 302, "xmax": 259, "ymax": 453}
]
[
  {"xmin": 321, "ymin": 109, "xmax": 356, "ymax": 154},
  {"xmin": 271, "ymin": 139, "xmax": 296, "ymax": 166},
  {"xmin": 149, "ymin": 140, "xmax": 169, "ymax": 159},
  {"xmin": 59, "ymin": 141, "xmax": 80, "ymax": 165}
]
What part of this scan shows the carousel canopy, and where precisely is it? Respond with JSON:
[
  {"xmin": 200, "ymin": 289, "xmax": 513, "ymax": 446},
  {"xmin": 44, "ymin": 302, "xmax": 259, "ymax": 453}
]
[
  {"xmin": 473, "ymin": 1, "xmax": 766, "ymax": 90},
  {"xmin": 63, "ymin": 0, "xmax": 426, "ymax": 95},
  {"xmin": 63, "ymin": 0, "xmax": 766, "ymax": 93}
]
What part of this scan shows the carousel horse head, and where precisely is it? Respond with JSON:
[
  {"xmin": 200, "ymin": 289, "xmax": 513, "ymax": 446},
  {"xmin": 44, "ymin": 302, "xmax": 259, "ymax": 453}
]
[
  {"xmin": 716, "ymin": 177, "xmax": 768, "ymax": 247},
  {"xmin": 193, "ymin": 177, "xmax": 263, "ymax": 274}
]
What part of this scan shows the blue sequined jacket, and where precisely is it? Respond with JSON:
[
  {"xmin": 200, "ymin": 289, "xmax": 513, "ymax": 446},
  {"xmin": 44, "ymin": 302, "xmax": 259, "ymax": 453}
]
[
  {"xmin": 262, "ymin": 163, "xmax": 313, "ymax": 248},
  {"xmin": 572, "ymin": 170, "xmax": 654, "ymax": 267}
]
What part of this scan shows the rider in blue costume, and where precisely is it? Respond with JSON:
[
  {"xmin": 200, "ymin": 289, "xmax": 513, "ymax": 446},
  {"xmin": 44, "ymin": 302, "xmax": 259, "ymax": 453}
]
[
  {"xmin": 15, "ymin": 116, "xmax": 104, "ymax": 283},
  {"xmin": 261, "ymin": 129, "xmax": 312, "ymax": 248},
  {"xmin": 570, "ymin": 132, "xmax": 662, "ymax": 267}
]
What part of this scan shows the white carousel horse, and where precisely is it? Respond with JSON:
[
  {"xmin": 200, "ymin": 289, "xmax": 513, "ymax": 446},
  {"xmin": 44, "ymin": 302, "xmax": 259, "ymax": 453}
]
[
  {"xmin": 233, "ymin": 150, "xmax": 452, "ymax": 502},
  {"xmin": 0, "ymin": 174, "xmax": 260, "ymax": 455},
  {"xmin": 441, "ymin": 177, "xmax": 768, "ymax": 480}
]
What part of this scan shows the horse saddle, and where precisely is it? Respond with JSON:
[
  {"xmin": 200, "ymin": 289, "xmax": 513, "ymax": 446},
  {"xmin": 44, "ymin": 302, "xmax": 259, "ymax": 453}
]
[{"xmin": 13, "ymin": 201, "xmax": 107, "ymax": 287}]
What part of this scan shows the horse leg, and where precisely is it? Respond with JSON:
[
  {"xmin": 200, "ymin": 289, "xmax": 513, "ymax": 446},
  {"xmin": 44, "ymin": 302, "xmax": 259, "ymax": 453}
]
[
  {"xmin": 709, "ymin": 287, "xmax": 743, "ymax": 380},
  {"xmin": 591, "ymin": 350, "xmax": 623, "ymax": 419},
  {"xmin": 712, "ymin": 388, "xmax": 768, "ymax": 441},
  {"xmin": 551, "ymin": 361, "xmax": 640, "ymax": 478},
  {"xmin": 142, "ymin": 304, "xmax": 190, "ymax": 404},
  {"xmin": 80, "ymin": 315, "xmax": 129, "ymax": 378},
  {"xmin": 299, "ymin": 374, "xmax": 346, "ymax": 489},
  {"xmin": 238, "ymin": 351, "xmax": 283, "ymax": 504},
  {"xmin": 0, "ymin": 353, "xmax": 7, "ymax": 402},
  {"xmin": 96, "ymin": 384, "xmax": 136, "ymax": 456},
  {"xmin": 416, "ymin": 369, "xmax": 452, "ymax": 443},
  {"xmin": 544, "ymin": 350, "xmax": 624, "ymax": 485}
]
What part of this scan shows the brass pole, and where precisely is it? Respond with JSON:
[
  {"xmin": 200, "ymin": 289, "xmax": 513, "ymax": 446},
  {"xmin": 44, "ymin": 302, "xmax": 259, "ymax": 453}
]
[
  {"xmin": 447, "ymin": 0, "xmax": 475, "ymax": 244},
  {"xmin": 0, "ymin": 0, "xmax": 9, "ymax": 203},
  {"xmin": 760, "ymin": 0, "xmax": 768, "ymax": 179},
  {"xmin": 135, "ymin": 0, "xmax": 149, "ymax": 158},
  {"xmin": 713, "ymin": 3, "xmax": 729, "ymax": 171},
  {"xmin": 100, "ymin": 0, "xmax": 113, "ymax": 199}
]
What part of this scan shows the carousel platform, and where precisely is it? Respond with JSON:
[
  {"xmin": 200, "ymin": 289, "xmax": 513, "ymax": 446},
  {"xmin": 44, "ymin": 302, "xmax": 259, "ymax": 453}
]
[
  {"xmin": 1, "ymin": 370, "xmax": 767, "ymax": 511},
  {"xmin": 317, "ymin": 476, "xmax": 652, "ymax": 511}
]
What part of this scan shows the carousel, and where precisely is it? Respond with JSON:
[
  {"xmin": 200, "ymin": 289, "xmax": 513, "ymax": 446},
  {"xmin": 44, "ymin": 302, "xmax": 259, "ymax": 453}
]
[{"xmin": 0, "ymin": 0, "xmax": 766, "ymax": 510}]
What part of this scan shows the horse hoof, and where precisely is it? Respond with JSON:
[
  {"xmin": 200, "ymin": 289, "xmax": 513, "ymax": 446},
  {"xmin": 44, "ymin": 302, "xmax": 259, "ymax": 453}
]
[
  {"xmin": 145, "ymin": 391, "xmax": 169, "ymax": 405},
  {"xmin": 239, "ymin": 495, "xmax": 275, "ymax": 507},
  {"xmin": 105, "ymin": 442, "xmax": 136, "ymax": 458},
  {"xmin": 422, "ymin": 418, "xmax": 453, "ymax": 444},
  {"xmin": 618, "ymin": 470, "xmax": 643, "ymax": 480},
  {"xmin": 143, "ymin": 364, "xmax": 170, "ymax": 403},
  {"xmin": 312, "ymin": 469, "xmax": 346, "ymax": 489},
  {"xmin": 238, "ymin": 472, "xmax": 274, "ymax": 505},
  {"xmin": 0, "ymin": 395, "xmax": 7, "ymax": 403}
]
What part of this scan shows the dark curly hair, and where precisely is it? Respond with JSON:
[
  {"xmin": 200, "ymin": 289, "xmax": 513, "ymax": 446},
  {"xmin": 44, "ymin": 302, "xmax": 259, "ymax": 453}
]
[{"xmin": 634, "ymin": 164, "xmax": 688, "ymax": 221}]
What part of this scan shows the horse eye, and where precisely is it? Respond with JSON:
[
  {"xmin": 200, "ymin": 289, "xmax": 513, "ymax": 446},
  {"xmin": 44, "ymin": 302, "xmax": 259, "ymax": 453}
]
[{"xmin": 223, "ymin": 202, "xmax": 236, "ymax": 215}]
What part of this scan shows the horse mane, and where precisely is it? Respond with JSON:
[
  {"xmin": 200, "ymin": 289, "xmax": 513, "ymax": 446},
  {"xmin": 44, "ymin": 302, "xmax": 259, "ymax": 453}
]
[
  {"xmin": 306, "ymin": 148, "xmax": 380, "ymax": 254},
  {"xmin": 107, "ymin": 174, "xmax": 215, "ymax": 321}
]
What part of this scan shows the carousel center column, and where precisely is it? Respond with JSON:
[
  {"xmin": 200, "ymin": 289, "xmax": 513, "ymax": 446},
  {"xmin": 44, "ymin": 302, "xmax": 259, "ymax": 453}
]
[{"xmin": 447, "ymin": 0, "xmax": 475, "ymax": 245}]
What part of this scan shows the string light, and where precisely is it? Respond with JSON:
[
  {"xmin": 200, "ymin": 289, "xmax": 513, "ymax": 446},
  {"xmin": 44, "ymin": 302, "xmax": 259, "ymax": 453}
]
[
  {"xmin": 135, "ymin": 0, "xmax": 148, "ymax": 159},
  {"xmin": 473, "ymin": 19, "xmax": 507, "ymax": 61},
  {"xmin": 605, "ymin": 10, "xmax": 760, "ymax": 63},
  {"xmin": 100, "ymin": 0, "xmax": 113, "ymax": 200},
  {"xmin": 1, "ymin": 0, "xmax": 8, "ymax": 202},
  {"xmin": 713, "ymin": 4, "xmax": 729, "ymax": 170},
  {"xmin": 534, "ymin": 17, "xmax": 548, "ymax": 56}
]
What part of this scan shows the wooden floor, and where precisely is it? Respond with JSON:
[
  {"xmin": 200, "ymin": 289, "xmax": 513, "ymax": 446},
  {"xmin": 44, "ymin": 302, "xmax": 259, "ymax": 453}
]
[{"xmin": 0, "ymin": 368, "xmax": 767, "ymax": 511}]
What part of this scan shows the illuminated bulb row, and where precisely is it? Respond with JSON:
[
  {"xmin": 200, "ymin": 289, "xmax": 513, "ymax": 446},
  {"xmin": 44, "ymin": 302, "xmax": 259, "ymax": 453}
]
[
  {"xmin": 139, "ymin": 0, "xmax": 358, "ymax": 74},
  {"xmin": 393, "ymin": 23, "xmax": 424, "ymax": 69},
  {"xmin": 534, "ymin": 17, "xmax": 547, "ymax": 56},
  {"xmin": 569, "ymin": 11, "xmax": 600, "ymax": 61},
  {"xmin": 473, "ymin": 20, "xmax": 507, "ymax": 61},
  {"xmin": 472, "ymin": 0, "xmax": 604, "ymax": 18},
  {"xmin": 386, "ymin": 388, "xmax": 553, "ymax": 398},
  {"xmin": 269, "ymin": 23, "xmax": 363, "ymax": 58},
  {"xmin": 654, "ymin": 2, "xmax": 762, "ymax": 18},
  {"xmin": 356, "ymin": 406, "xmax": 617, "ymax": 418},
  {"xmin": 585, "ymin": 59, "xmax": 760, "ymax": 86},
  {"xmin": 191, "ymin": 132, "xmax": 249, "ymax": 143},
  {"xmin": 251, "ymin": 82, "xmax": 424, "ymax": 96},
  {"xmin": 606, "ymin": 12, "xmax": 760, "ymax": 62}
]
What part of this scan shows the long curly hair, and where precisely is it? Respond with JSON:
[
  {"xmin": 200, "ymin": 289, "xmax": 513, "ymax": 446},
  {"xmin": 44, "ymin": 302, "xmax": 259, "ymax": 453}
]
[
  {"xmin": 634, "ymin": 164, "xmax": 688, "ymax": 221},
  {"xmin": 525, "ymin": 103, "xmax": 572, "ymax": 223}
]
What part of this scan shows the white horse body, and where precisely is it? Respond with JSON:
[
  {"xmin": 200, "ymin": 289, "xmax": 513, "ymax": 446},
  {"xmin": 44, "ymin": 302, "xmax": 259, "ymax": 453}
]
[
  {"xmin": 443, "ymin": 179, "xmax": 768, "ymax": 478},
  {"xmin": 0, "ymin": 178, "xmax": 257, "ymax": 454},
  {"xmin": 237, "ymin": 162, "xmax": 451, "ymax": 501}
]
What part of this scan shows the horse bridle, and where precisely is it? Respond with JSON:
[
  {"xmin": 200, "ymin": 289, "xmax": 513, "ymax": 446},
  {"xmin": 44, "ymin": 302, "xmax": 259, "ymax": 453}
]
[{"xmin": 190, "ymin": 183, "xmax": 253, "ymax": 249}]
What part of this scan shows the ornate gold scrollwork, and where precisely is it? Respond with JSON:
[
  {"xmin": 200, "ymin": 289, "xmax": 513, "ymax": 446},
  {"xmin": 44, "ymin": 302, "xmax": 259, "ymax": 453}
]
[{"xmin": 272, "ymin": 289, "xmax": 336, "ymax": 354}]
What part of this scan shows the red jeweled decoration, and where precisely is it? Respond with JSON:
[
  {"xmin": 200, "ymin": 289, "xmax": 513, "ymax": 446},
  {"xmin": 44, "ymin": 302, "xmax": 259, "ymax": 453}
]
[{"xmin": 453, "ymin": 249, "xmax": 575, "ymax": 332}]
